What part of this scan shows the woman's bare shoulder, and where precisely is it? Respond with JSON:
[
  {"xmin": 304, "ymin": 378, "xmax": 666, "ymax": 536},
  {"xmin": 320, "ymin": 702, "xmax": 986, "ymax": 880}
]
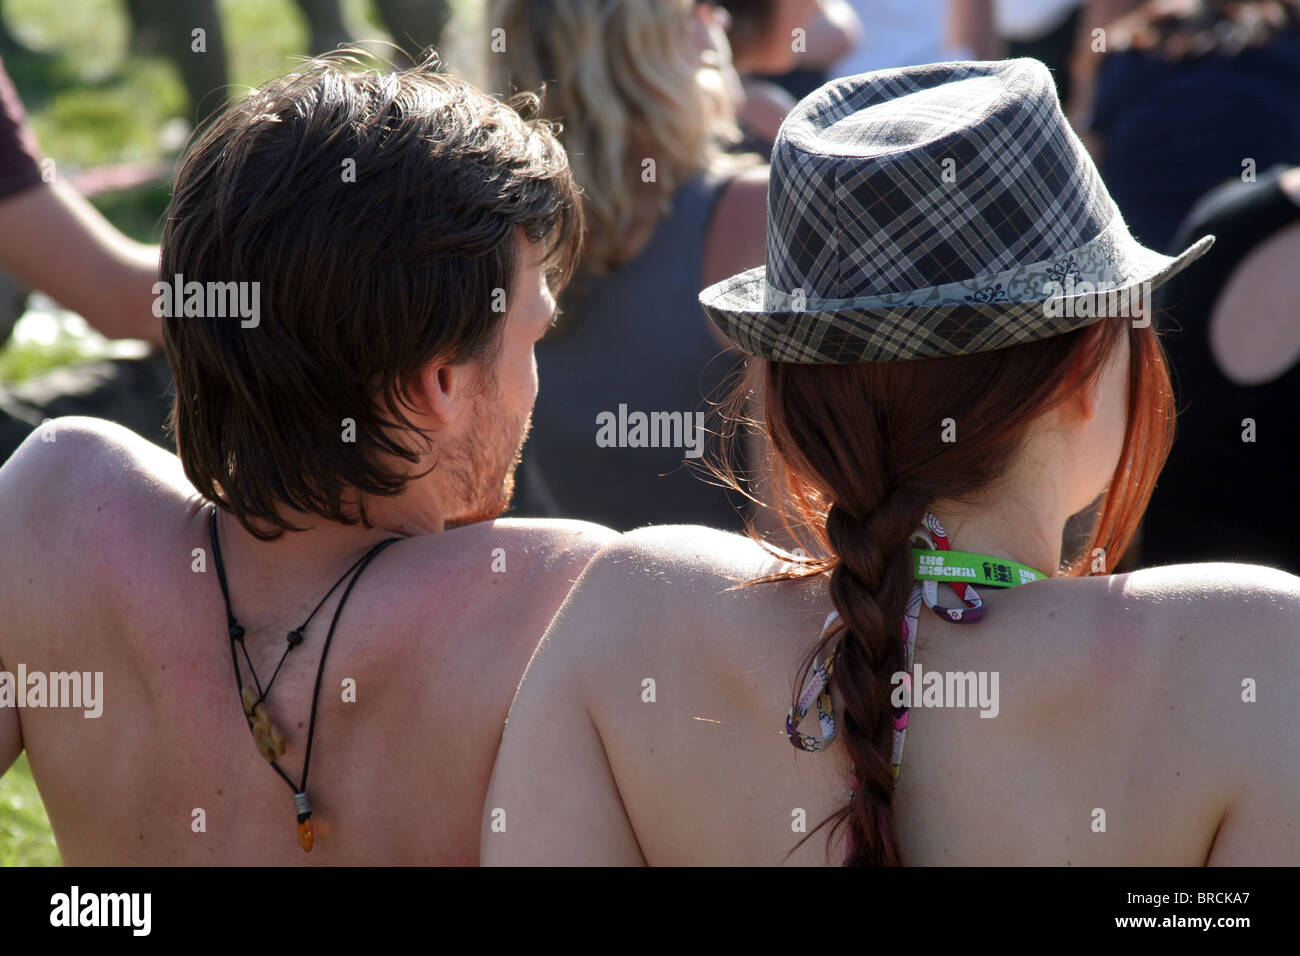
[
  {"xmin": 1044, "ymin": 562, "xmax": 1300, "ymax": 763},
  {"xmin": 1036, "ymin": 561, "xmax": 1300, "ymax": 675},
  {"xmin": 1110, "ymin": 561, "xmax": 1300, "ymax": 622},
  {"xmin": 1107, "ymin": 561, "xmax": 1300, "ymax": 677},
  {"xmin": 572, "ymin": 537, "xmax": 1300, "ymax": 649},
  {"xmin": 1113, "ymin": 562, "xmax": 1300, "ymax": 861}
]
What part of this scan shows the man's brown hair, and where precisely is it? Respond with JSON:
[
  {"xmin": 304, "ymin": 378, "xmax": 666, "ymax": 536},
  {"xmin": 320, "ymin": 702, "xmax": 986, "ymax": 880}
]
[{"xmin": 162, "ymin": 52, "xmax": 582, "ymax": 539}]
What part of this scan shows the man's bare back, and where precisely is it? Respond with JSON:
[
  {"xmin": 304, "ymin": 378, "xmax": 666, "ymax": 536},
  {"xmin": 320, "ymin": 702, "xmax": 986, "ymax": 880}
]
[{"xmin": 0, "ymin": 419, "xmax": 615, "ymax": 864}]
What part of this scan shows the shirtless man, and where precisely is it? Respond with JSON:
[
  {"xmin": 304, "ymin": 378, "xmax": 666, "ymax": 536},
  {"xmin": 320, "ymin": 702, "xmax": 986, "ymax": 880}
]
[{"xmin": 0, "ymin": 57, "xmax": 613, "ymax": 864}]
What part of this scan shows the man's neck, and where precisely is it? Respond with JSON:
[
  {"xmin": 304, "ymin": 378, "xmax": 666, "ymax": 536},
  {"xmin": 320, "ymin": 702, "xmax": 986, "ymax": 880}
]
[
  {"xmin": 208, "ymin": 493, "xmax": 448, "ymax": 599},
  {"xmin": 363, "ymin": 492, "xmax": 447, "ymax": 537}
]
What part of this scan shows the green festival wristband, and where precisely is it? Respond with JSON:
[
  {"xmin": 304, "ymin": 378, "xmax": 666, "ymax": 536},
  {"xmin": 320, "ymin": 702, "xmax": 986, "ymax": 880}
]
[{"xmin": 912, "ymin": 549, "xmax": 1046, "ymax": 587}]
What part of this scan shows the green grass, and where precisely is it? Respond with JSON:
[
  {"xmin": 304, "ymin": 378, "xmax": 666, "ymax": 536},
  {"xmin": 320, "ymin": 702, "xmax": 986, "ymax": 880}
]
[
  {"xmin": 3, "ymin": 0, "xmax": 390, "ymax": 173},
  {"xmin": 0, "ymin": 0, "xmax": 402, "ymax": 385},
  {"xmin": 0, "ymin": 322, "xmax": 101, "ymax": 383},
  {"xmin": 0, "ymin": 754, "xmax": 61, "ymax": 866}
]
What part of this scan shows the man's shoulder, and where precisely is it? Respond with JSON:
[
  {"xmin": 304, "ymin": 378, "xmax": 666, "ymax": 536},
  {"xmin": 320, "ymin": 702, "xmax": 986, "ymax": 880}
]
[
  {"xmin": 454, "ymin": 521, "xmax": 767, "ymax": 591},
  {"xmin": 372, "ymin": 516, "xmax": 619, "ymax": 622},
  {"xmin": 476, "ymin": 516, "xmax": 620, "ymax": 564},
  {"xmin": 593, "ymin": 523, "xmax": 783, "ymax": 579},
  {"xmin": 0, "ymin": 417, "xmax": 192, "ymax": 649},
  {"xmin": 0, "ymin": 415, "xmax": 187, "ymax": 540},
  {"xmin": 430, "ymin": 516, "xmax": 619, "ymax": 584}
]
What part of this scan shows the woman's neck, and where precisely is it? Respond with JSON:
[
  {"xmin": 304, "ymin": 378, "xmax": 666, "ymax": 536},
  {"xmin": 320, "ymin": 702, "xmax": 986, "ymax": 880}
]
[{"xmin": 928, "ymin": 484, "xmax": 1074, "ymax": 580}]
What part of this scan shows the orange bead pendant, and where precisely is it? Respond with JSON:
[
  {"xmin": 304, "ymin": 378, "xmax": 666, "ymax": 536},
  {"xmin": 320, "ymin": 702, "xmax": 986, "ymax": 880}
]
[{"xmin": 298, "ymin": 820, "xmax": 313, "ymax": 852}]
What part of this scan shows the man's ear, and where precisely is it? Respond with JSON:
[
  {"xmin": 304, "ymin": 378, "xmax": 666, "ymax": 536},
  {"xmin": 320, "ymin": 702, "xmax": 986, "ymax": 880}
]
[{"xmin": 409, "ymin": 359, "xmax": 465, "ymax": 428}]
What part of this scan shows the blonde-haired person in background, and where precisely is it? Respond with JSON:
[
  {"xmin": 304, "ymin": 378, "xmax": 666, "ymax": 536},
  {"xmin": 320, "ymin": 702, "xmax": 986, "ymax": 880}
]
[
  {"xmin": 489, "ymin": 0, "xmax": 769, "ymax": 532},
  {"xmin": 723, "ymin": 0, "xmax": 863, "ymax": 154}
]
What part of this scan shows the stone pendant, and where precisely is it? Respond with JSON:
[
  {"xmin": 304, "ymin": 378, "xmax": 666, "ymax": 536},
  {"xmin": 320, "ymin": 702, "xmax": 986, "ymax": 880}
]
[{"xmin": 241, "ymin": 685, "xmax": 287, "ymax": 761}]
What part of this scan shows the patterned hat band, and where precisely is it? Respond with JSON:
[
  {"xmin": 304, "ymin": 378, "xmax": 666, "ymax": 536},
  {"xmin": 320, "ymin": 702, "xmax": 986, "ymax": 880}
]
[
  {"xmin": 700, "ymin": 228, "xmax": 1212, "ymax": 365},
  {"xmin": 761, "ymin": 214, "xmax": 1146, "ymax": 314}
]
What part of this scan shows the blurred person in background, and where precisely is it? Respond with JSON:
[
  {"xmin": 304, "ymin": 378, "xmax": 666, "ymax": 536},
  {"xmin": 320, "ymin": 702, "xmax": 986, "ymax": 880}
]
[
  {"xmin": 1141, "ymin": 164, "xmax": 1300, "ymax": 571},
  {"xmin": 1070, "ymin": 0, "xmax": 1143, "ymax": 128},
  {"xmin": 996, "ymin": 0, "xmax": 1085, "ymax": 103},
  {"xmin": 723, "ymin": 0, "xmax": 862, "ymax": 151},
  {"xmin": 293, "ymin": 1, "xmax": 452, "ymax": 59},
  {"xmin": 0, "ymin": 0, "xmax": 455, "ymax": 126},
  {"xmin": 490, "ymin": 0, "xmax": 769, "ymax": 531},
  {"xmin": 0, "ymin": 56, "xmax": 163, "ymax": 463},
  {"xmin": 122, "ymin": 0, "xmax": 228, "ymax": 123},
  {"xmin": 1079, "ymin": 0, "xmax": 1300, "ymax": 251},
  {"xmin": 832, "ymin": 0, "xmax": 1001, "ymax": 78},
  {"xmin": 124, "ymin": 0, "xmax": 455, "ymax": 121}
]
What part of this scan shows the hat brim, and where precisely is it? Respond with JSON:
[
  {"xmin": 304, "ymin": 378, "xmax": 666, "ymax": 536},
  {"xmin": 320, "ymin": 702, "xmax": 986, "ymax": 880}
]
[{"xmin": 700, "ymin": 234, "xmax": 1215, "ymax": 364}]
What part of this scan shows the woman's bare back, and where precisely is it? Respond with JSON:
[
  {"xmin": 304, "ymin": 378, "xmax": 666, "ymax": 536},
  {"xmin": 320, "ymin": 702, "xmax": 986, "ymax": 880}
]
[{"xmin": 484, "ymin": 525, "xmax": 1300, "ymax": 865}]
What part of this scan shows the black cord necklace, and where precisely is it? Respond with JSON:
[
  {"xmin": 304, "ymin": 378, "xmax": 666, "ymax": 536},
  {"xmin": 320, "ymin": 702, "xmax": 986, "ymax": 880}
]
[{"xmin": 208, "ymin": 503, "xmax": 400, "ymax": 852}]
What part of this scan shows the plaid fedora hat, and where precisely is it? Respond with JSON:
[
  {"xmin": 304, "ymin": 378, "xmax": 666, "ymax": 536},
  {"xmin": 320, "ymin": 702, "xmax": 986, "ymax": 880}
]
[{"xmin": 699, "ymin": 58, "xmax": 1214, "ymax": 363}]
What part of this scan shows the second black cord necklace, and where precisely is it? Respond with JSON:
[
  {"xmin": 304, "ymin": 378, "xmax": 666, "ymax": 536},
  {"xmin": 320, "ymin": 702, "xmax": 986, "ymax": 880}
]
[{"xmin": 208, "ymin": 503, "xmax": 401, "ymax": 851}]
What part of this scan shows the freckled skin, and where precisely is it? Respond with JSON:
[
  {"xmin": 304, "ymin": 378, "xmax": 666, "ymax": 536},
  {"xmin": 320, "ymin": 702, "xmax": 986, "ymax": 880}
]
[{"xmin": 0, "ymin": 244, "xmax": 619, "ymax": 864}]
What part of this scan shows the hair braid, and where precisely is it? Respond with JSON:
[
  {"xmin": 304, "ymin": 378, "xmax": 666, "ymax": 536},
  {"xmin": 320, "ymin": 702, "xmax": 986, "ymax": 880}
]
[{"xmin": 823, "ymin": 489, "xmax": 928, "ymax": 865}]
